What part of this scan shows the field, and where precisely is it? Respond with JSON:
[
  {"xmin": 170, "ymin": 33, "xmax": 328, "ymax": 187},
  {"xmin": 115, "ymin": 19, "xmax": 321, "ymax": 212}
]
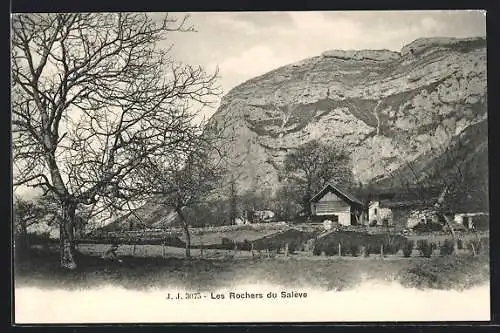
[
  {"xmin": 18, "ymin": 226, "xmax": 489, "ymax": 293},
  {"xmin": 15, "ymin": 246, "xmax": 489, "ymax": 292},
  {"xmin": 73, "ymin": 226, "xmax": 489, "ymax": 259},
  {"xmin": 179, "ymin": 229, "xmax": 277, "ymax": 246},
  {"xmin": 406, "ymin": 231, "xmax": 488, "ymax": 243}
]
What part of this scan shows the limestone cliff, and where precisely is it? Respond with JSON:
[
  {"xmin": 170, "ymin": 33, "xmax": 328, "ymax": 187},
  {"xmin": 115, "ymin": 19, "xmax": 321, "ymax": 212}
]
[{"xmin": 208, "ymin": 37, "xmax": 488, "ymax": 194}]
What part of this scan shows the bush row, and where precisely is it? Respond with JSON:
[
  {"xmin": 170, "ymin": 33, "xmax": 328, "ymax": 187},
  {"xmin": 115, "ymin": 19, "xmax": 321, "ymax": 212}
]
[
  {"xmin": 311, "ymin": 232, "xmax": 489, "ymax": 258},
  {"xmin": 312, "ymin": 231, "xmax": 407, "ymax": 257}
]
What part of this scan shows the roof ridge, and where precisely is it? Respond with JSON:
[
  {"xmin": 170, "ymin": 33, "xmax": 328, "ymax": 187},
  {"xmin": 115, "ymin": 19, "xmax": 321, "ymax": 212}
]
[{"xmin": 310, "ymin": 183, "xmax": 363, "ymax": 205}]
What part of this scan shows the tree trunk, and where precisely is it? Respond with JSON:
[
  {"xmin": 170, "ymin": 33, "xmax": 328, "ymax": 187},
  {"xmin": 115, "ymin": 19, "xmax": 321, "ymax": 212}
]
[
  {"xmin": 16, "ymin": 222, "xmax": 29, "ymax": 260},
  {"xmin": 177, "ymin": 208, "xmax": 191, "ymax": 259},
  {"xmin": 303, "ymin": 188, "xmax": 312, "ymax": 217},
  {"xmin": 438, "ymin": 212, "xmax": 459, "ymax": 252},
  {"xmin": 60, "ymin": 201, "xmax": 77, "ymax": 270},
  {"xmin": 434, "ymin": 185, "xmax": 458, "ymax": 252}
]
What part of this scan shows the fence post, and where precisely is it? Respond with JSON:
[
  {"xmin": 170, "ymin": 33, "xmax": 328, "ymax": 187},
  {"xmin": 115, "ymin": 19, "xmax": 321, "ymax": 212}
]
[
  {"xmin": 338, "ymin": 243, "xmax": 341, "ymax": 257},
  {"xmin": 162, "ymin": 243, "xmax": 165, "ymax": 258},
  {"xmin": 471, "ymin": 242, "xmax": 476, "ymax": 256},
  {"xmin": 251, "ymin": 243, "xmax": 254, "ymax": 258},
  {"xmin": 380, "ymin": 244, "xmax": 384, "ymax": 258},
  {"xmin": 284, "ymin": 243, "xmax": 289, "ymax": 258},
  {"xmin": 132, "ymin": 243, "xmax": 136, "ymax": 257}
]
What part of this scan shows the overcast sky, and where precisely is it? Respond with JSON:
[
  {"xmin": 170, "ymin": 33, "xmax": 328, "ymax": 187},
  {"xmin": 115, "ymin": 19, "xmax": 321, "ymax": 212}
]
[{"xmin": 155, "ymin": 10, "xmax": 486, "ymax": 117}]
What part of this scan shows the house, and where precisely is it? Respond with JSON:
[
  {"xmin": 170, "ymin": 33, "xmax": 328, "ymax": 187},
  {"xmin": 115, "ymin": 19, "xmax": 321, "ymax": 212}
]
[
  {"xmin": 234, "ymin": 217, "xmax": 249, "ymax": 225},
  {"xmin": 309, "ymin": 183, "xmax": 366, "ymax": 226},
  {"xmin": 454, "ymin": 212, "xmax": 488, "ymax": 230},
  {"xmin": 254, "ymin": 210, "xmax": 275, "ymax": 222},
  {"xmin": 368, "ymin": 201, "xmax": 393, "ymax": 226},
  {"xmin": 367, "ymin": 187, "xmax": 443, "ymax": 229},
  {"xmin": 444, "ymin": 184, "xmax": 489, "ymax": 230},
  {"xmin": 367, "ymin": 184, "xmax": 489, "ymax": 230}
]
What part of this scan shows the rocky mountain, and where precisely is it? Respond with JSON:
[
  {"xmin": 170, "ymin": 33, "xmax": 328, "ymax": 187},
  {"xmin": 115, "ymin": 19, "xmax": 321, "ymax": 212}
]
[
  {"xmin": 208, "ymin": 36, "xmax": 488, "ymax": 196},
  {"xmin": 95, "ymin": 37, "xmax": 488, "ymax": 232}
]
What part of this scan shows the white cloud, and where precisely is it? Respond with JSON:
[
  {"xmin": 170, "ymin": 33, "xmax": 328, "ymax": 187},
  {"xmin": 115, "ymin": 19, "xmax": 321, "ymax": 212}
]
[
  {"xmin": 214, "ymin": 15, "xmax": 260, "ymax": 35},
  {"xmin": 215, "ymin": 45, "xmax": 293, "ymax": 78},
  {"xmin": 285, "ymin": 12, "xmax": 363, "ymax": 42},
  {"xmin": 420, "ymin": 17, "xmax": 441, "ymax": 32}
]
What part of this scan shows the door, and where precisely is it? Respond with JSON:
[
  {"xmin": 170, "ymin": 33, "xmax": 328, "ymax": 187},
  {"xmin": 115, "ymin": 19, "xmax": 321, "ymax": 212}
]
[
  {"xmin": 351, "ymin": 211, "xmax": 357, "ymax": 226},
  {"xmin": 462, "ymin": 216, "xmax": 470, "ymax": 229}
]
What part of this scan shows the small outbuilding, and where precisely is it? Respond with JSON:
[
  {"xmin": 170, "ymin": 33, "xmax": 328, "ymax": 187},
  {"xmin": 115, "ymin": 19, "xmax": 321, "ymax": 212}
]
[{"xmin": 309, "ymin": 183, "xmax": 366, "ymax": 226}]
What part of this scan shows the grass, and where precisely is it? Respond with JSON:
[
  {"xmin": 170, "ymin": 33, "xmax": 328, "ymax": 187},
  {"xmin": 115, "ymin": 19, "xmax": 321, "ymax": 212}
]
[
  {"xmin": 397, "ymin": 253, "xmax": 489, "ymax": 290},
  {"xmin": 15, "ymin": 246, "xmax": 489, "ymax": 292},
  {"xmin": 180, "ymin": 229, "xmax": 277, "ymax": 246}
]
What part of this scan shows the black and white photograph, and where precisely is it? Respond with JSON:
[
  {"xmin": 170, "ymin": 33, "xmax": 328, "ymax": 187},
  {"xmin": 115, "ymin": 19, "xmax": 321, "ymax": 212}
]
[{"xmin": 11, "ymin": 10, "xmax": 489, "ymax": 323}]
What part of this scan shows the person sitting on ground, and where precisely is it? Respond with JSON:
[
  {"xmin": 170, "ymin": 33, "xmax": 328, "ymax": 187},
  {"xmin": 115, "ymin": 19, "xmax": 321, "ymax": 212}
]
[{"xmin": 101, "ymin": 243, "xmax": 123, "ymax": 263}]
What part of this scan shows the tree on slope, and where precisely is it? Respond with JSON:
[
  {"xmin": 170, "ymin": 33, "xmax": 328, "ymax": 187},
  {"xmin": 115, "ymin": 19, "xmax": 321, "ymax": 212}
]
[
  {"xmin": 283, "ymin": 139, "xmax": 353, "ymax": 216},
  {"xmin": 387, "ymin": 121, "xmax": 488, "ymax": 252},
  {"xmin": 12, "ymin": 13, "xmax": 220, "ymax": 269}
]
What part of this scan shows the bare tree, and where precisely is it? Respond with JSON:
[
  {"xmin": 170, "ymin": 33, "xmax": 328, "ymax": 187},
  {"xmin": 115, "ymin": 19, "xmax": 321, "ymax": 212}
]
[
  {"xmin": 132, "ymin": 124, "xmax": 229, "ymax": 258},
  {"xmin": 228, "ymin": 176, "xmax": 239, "ymax": 225},
  {"xmin": 386, "ymin": 120, "xmax": 488, "ymax": 251},
  {"xmin": 11, "ymin": 13, "xmax": 220, "ymax": 269},
  {"xmin": 283, "ymin": 139, "xmax": 353, "ymax": 216}
]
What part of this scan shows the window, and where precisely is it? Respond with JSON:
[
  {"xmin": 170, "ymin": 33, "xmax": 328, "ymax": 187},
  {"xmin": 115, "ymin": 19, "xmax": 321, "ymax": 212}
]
[{"xmin": 374, "ymin": 208, "xmax": 378, "ymax": 215}]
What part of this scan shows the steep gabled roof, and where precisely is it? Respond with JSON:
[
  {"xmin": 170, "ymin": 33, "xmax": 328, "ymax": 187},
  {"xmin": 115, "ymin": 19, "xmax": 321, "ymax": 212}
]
[{"xmin": 310, "ymin": 183, "xmax": 364, "ymax": 206}]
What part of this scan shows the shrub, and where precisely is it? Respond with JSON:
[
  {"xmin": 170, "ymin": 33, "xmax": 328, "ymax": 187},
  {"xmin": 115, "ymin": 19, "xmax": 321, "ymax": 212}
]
[
  {"xmin": 417, "ymin": 239, "xmax": 434, "ymax": 258},
  {"xmin": 312, "ymin": 245, "xmax": 321, "ymax": 256},
  {"xmin": 440, "ymin": 239, "xmax": 455, "ymax": 256},
  {"xmin": 325, "ymin": 244, "xmax": 339, "ymax": 256},
  {"xmin": 468, "ymin": 239, "xmax": 482, "ymax": 255},
  {"xmin": 313, "ymin": 231, "xmax": 408, "ymax": 257},
  {"xmin": 221, "ymin": 237, "xmax": 234, "ymax": 245},
  {"xmin": 457, "ymin": 239, "xmax": 463, "ymax": 250},
  {"xmin": 480, "ymin": 237, "xmax": 489, "ymax": 254},
  {"xmin": 349, "ymin": 244, "xmax": 361, "ymax": 257},
  {"xmin": 252, "ymin": 229, "xmax": 312, "ymax": 253},
  {"xmin": 363, "ymin": 245, "xmax": 370, "ymax": 257},
  {"xmin": 163, "ymin": 235, "xmax": 186, "ymax": 248},
  {"xmin": 402, "ymin": 240, "xmax": 414, "ymax": 257},
  {"xmin": 412, "ymin": 222, "xmax": 444, "ymax": 233},
  {"xmin": 27, "ymin": 232, "xmax": 54, "ymax": 245},
  {"xmin": 397, "ymin": 254, "xmax": 490, "ymax": 290},
  {"xmin": 239, "ymin": 239, "xmax": 252, "ymax": 251},
  {"xmin": 473, "ymin": 215, "xmax": 489, "ymax": 231},
  {"xmin": 382, "ymin": 242, "xmax": 400, "ymax": 255},
  {"xmin": 364, "ymin": 243, "xmax": 379, "ymax": 256}
]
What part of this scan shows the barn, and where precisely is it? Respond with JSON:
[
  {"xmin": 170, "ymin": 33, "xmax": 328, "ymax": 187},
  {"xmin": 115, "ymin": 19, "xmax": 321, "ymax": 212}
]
[
  {"xmin": 309, "ymin": 183, "xmax": 366, "ymax": 226},
  {"xmin": 367, "ymin": 184, "xmax": 489, "ymax": 230},
  {"xmin": 367, "ymin": 187, "xmax": 442, "ymax": 229}
]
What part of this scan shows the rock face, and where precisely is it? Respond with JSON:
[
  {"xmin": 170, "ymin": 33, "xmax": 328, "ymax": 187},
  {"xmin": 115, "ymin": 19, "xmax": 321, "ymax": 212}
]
[{"xmin": 208, "ymin": 37, "xmax": 487, "ymax": 195}]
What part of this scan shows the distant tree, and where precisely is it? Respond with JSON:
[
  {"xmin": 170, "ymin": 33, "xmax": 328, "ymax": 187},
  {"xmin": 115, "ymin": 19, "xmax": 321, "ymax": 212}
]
[
  {"xmin": 270, "ymin": 183, "xmax": 304, "ymax": 221},
  {"xmin": 228, "ymin": 176, "xmax": 239, "ymax": 225},
  {"xmin": 283, "ymin": 140, "xmax": 353, "ymax": 216},
  {"xmin": 14, "ymin": 193, "xmax": 92, "ymax": 258},
  {"xmin": 11, "ymin": 13, "xmax": 220, "ymax": 269},
  {"xmin": 13, "ymin": 197, "xmax": 44, "ymax": 256}
]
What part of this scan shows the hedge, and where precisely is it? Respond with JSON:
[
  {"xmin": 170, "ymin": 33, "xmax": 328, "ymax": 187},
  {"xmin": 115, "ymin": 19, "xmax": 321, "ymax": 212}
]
[{"xmin": 313, "ymin": 231, "xmax": 407, "ymax": 256}]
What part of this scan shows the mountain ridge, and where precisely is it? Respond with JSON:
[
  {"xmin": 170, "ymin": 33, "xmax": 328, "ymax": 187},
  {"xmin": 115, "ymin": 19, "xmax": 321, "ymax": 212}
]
[
  {"xmin": 208, "ymin": 36, "xmax": 487, "ymax": 194},
  {"xmin": 98, "ymin": 36, "xmax": 488, "ymax": 231}
]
